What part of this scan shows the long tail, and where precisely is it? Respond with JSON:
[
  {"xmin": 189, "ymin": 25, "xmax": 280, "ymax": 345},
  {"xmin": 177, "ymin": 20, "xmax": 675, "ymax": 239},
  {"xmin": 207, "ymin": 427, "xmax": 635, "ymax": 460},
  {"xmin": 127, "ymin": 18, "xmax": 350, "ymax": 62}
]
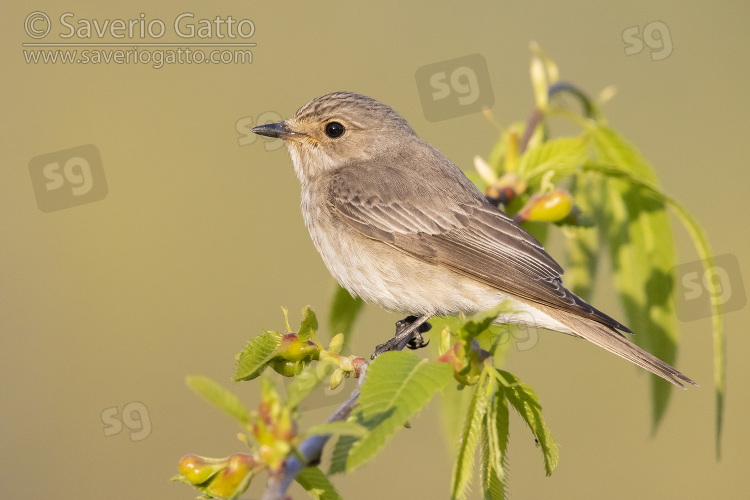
[{"xmin": 535, "ymin": 304, "xmax": 698, "ymax": 389}]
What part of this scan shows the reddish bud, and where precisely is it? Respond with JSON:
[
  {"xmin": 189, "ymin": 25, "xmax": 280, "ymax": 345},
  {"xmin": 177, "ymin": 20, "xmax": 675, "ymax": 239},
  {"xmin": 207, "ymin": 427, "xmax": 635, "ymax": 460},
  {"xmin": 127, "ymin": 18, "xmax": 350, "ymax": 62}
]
[
  {"xmin": 437, "ymin": 339, "xmax": 490, "ymax": 386},
  {"xmin": 177, "ymin": 453, "xmax": 258, "ymax": 498},
  {"xmin": 204, "ymin": 453, "xmax": 257, "ymax": 499},
  {"xmin": 277, "ymin": 333, "xmax": 320, "ymax": 362}
]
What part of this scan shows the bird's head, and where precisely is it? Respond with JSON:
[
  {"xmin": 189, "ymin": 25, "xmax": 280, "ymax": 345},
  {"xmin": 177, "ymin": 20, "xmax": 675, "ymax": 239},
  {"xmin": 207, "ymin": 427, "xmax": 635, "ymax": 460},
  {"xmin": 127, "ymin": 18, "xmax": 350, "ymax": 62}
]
[{"xmin": 252, "ymin": 92, "xmax": 417, "ymax": 181}]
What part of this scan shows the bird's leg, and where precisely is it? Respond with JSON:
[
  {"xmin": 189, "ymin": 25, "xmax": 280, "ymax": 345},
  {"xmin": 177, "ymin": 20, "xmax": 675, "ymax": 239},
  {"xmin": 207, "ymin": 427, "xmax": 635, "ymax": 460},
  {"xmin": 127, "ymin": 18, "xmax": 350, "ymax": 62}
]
[
  {"xmin": 371, "ymin": 314, "xmax": 432, "ymax": 359},
  {"xmin": 405, "ymin": 319, "xmax": 432, "ymax": 350}
]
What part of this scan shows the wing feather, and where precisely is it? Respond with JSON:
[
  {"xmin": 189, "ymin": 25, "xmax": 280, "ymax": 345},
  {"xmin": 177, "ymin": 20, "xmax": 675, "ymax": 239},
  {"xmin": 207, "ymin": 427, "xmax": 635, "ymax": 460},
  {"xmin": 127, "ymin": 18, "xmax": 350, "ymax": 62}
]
[{"xmin": 330, "ymin": 163, "xmax": 631, "ymax": 332}]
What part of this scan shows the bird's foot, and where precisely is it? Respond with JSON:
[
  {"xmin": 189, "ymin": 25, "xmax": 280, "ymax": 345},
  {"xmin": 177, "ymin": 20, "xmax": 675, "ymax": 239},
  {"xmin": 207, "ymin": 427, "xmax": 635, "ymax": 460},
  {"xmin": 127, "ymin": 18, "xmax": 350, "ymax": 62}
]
[{"xmin": 371, "ymin": 315, "xmax": 432, "ymax": 360}]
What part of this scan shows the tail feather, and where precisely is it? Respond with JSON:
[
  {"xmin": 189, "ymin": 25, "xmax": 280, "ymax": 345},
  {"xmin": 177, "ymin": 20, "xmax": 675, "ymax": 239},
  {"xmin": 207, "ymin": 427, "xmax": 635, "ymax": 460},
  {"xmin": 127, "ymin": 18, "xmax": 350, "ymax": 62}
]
[{"xmin": 536, "ymin": 305, "xmax": 698, "ymax": 389}]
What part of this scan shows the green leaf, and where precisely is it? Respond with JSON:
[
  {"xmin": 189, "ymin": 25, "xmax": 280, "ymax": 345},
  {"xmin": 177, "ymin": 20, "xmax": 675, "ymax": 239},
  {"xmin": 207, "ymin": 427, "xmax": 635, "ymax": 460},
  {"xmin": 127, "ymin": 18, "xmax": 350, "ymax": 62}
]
[
  {"xmin": 298, "ymin": 305, "xmax": 319, "ymax": 342},
  {"xmin": 228, "ymin": 470, "xmax": 255, "ymax": 500},
  {"xmin": 510, "ymin": 143, "xmax": 723, "ymax": 451},
  {"xmin": 306, "ymin": 421, "xmax": 369, "ymax": 438},
  {"xmin": 516, "ymin": 136, "xmax": 588, "ymax": 179},
  {"xmin": 518, "ymin": 219, "xmax": 549, "ymax": 245},
  {"xmin": 486, "ymin": 128, "xmax": 507, "ymax": 170},
  {"xmin": 329, "ymin": 351, "xmax": 453, "ymax": 474},
  {"xmin": 328, "ymin": 285, "xmax": 364, "ymax": 344},
  {"xmin": 484, "ymin": 379, "xmax": 509, "ymax": 488},
  {"xmin": 564, "ymin": 172, "xmax": 602, "ymax": 300},
  {"xmin": 430, "ymin": 307, "xmax": 516, "ymax": 367},
  {"xmin": 578, "ymin": 162, "xmax": 724, "ymax": 456},
  {"xmin": 590, "ymin": 125, "xmax": 658, "ymax": 180},
  {"xmin": 498, "ymin": 370, "xmax": 558, "ymax": 476},
  {"xmin": 438, "ymin": 379, "xmax": 472, "ymax": 448},
  {"xmin": 459, "ymin": 304, "xmax": 507, "ymax": 341},
  {"xmin": 295, "ymin": 466, "xmax": 342, "ymax": 500},
  {"xmin": 480, "ymin": 419, "xmax": 507, "ymax": 500},
  {"xmin": 233, "ymin": 330, "xmax": 282, "ymax": 381},
  {"xmin": 185, "ymin": 375, "xmax": 249, "ymax": 424},
  {"xmin": 451, "ymin": 372, "xmax": 490, "ymax": 500},
  {"xmin": 589, "ymin": 125, "xmax": 679, "ymax": 431},
  {"xmin": 285, "ymin": 360, "xmax": 336, "ymax": 409}
]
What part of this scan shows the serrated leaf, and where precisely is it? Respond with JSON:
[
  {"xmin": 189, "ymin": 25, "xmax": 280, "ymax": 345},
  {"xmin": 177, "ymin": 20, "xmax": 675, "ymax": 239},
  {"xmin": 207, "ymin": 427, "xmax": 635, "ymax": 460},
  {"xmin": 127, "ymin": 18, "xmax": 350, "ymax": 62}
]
[
  {"xmin": 499, "ymin": 370, "xmax": 558, "ymax": 476},
  {"xmin": 329, "ymin": 352, "xmax": 453, "ymax": 474},
  {"xmin": 516, "ymin": 137, "xmax": 588, "ymax": 180},
  {"xmin": 186, "ymin": 375, "xmax": 249, "ymax": 424},
  {"xmin": 285, "ymin": 360, "xmax": 336, "ymax": 409},
  {"xmin": 328, "ymin": 285, "xmax": 364, "ymax": 344},
  {"xmin": 480, "ymin": 417, "xmax": 507, "ymax": 500},
  {"xmin": 579, "ymin": 162, "xmax": 724, "ymax": 457},
  {"xmin": 306, "ymin": 421, "xmax": 368, "ymax": 438},
  {"xmin": 295, "ymin": 466, "xmax": 342, "ymax": 500},
  {"xmin": 484, "ymin": 379, "xmax": 509, "ymax": 486},
  {"xmin": 298, "ymin": 305, "xmax": 319, "ymax": 342},
  {"xmin": 451, "ymin": 372, "xmax": 489, "ymax": 500},
  {"xmin": 510, "ymin": 144, "xmax": 723, "ymax": 453},
  {"xmin": 590, "ymin": 124, "xmax": 679, "ymax": 430},
  {"xmin": 233, "ymin": 330, "xmax": 282, "ymax": 381}
]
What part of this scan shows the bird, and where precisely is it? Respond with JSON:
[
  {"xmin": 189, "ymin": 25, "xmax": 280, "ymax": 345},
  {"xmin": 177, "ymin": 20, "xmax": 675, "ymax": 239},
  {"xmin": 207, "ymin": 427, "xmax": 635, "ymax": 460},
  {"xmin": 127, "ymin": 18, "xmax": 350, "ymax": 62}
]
[{"xmin": 251, "ymin": 91, "xmax": 696, "ymax": 389}]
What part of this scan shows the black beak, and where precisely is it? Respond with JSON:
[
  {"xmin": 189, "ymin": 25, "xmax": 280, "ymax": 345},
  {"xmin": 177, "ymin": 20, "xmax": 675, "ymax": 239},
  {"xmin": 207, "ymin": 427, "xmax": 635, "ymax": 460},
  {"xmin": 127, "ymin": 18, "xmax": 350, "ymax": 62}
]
[{"xmin": 251, "ymin": 121, "xmax": 304, "ymax": 139}]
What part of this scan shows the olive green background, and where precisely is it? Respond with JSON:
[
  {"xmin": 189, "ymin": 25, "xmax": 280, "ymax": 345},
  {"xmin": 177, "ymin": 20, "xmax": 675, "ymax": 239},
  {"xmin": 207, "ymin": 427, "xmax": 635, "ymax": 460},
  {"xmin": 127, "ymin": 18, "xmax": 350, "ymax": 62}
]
[{"xmin": 2, "ymin": 2, "xmax": 748, "ymax": 498}]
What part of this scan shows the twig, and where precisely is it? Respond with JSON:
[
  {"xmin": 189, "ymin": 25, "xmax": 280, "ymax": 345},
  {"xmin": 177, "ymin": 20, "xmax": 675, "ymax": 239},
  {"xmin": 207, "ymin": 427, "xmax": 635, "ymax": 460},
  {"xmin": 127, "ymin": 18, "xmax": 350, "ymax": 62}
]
[
  {"xmin": 262, "ymin": 317, "xmax": 434, "ymax": 500},
  {"xmin": 261, "ymin": 361, "xmax": 368, "ymax": 500}
]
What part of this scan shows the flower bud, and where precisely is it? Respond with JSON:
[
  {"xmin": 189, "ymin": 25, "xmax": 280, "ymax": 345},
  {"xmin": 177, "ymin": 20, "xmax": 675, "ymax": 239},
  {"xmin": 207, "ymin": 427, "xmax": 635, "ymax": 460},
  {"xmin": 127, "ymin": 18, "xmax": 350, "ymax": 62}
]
[
  {"xmin": 474, "ymin": 155, "xmax": 498, "ymax": 185},
  {"xmin": 439, "ymin": 325, "xmax": 452, "ymax": 355},
  {"xmin": 437, "ymin": 342, "xmax": 463, "ymax": 369},
  {"xmin": 178, "ymin": 454, "xmax": 225, "ymax": 485},
  {"xmin": 485, "ymin": 172, "xmax": 527, "ymax": 205},
  {"xmin": 329, "ymin": 368, "xmax": 345, "ymax": 390},
  {"xmin": 270, "ymin": 359, "xmax": 305, "ymax": 377},
  {"xmin": 515, "ymin": 189, "xmax": 573, "ymax": 223},
  {"xmin": 350, "ymin": 357, "xmax": 366, "ymax": 376},
  {"xmin": 328, "ymin": 333, "xmax": 345, "ymax": 354},
  {"xmin": 204, "ymin": 453, "xmax": 257, "ymax": 499},
  {"xmin": 277, "ymin": 333, "xmax": 320, "ymax": 362},
  {"xmin": 436, "ymin": 339, "xmax": 490, "ymax": 386},
  {"xmin": 250, "ymin": 380, "xmax": 297, "ymax": 470},
  {"xmin": 176, "ymin": 453, "xmax": 258, "ymax": 499}
]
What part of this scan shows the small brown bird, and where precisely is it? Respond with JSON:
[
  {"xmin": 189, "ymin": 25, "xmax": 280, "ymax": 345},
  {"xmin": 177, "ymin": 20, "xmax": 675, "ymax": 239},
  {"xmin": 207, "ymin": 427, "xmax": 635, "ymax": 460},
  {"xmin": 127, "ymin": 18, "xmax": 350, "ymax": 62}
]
[{"xmin": 252, "ymin": 91, "xmax": 696, "ymax": 389}]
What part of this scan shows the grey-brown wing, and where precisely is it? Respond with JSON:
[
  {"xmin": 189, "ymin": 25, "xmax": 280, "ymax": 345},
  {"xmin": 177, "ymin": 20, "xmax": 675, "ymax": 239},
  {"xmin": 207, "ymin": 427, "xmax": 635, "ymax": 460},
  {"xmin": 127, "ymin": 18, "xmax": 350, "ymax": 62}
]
[{"xmin": 329, "ymin": 164, "xmax": 630, "ymax": 333}]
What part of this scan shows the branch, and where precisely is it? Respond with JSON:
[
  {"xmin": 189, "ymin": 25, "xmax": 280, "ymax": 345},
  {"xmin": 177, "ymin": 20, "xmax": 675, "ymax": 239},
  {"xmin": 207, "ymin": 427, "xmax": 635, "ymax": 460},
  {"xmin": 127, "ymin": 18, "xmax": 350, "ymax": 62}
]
[
  {"xmin": 261, "ymin": 358, "xmax": 368, "ymax": 500},
  {"xmin": 262, "ymin": 316, "xmax": 432, "ymax": 499}
]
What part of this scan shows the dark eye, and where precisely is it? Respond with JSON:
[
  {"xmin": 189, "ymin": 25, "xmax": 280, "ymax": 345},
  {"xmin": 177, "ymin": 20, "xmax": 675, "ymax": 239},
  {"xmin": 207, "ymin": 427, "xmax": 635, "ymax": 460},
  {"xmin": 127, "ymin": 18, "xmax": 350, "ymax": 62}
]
[{"xmin": 324, "ymin": 121, "xmax": 345, "ymax": 138}]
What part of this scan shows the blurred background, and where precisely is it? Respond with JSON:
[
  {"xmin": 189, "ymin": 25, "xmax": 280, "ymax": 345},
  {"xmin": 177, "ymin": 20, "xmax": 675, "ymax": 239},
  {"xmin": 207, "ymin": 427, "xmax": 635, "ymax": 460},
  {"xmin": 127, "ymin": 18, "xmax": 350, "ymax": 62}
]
[{"xmin": 2, "ymin": 1, "xmax": 748, "ymax": 498}]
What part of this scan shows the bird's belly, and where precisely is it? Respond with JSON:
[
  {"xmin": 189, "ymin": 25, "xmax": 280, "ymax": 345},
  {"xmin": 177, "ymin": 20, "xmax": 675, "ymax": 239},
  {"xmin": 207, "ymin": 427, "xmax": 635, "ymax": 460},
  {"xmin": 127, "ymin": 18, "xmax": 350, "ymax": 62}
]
[{"xmin": 308, "ymin": 209, "xmax": 499, "ymax": 310}]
